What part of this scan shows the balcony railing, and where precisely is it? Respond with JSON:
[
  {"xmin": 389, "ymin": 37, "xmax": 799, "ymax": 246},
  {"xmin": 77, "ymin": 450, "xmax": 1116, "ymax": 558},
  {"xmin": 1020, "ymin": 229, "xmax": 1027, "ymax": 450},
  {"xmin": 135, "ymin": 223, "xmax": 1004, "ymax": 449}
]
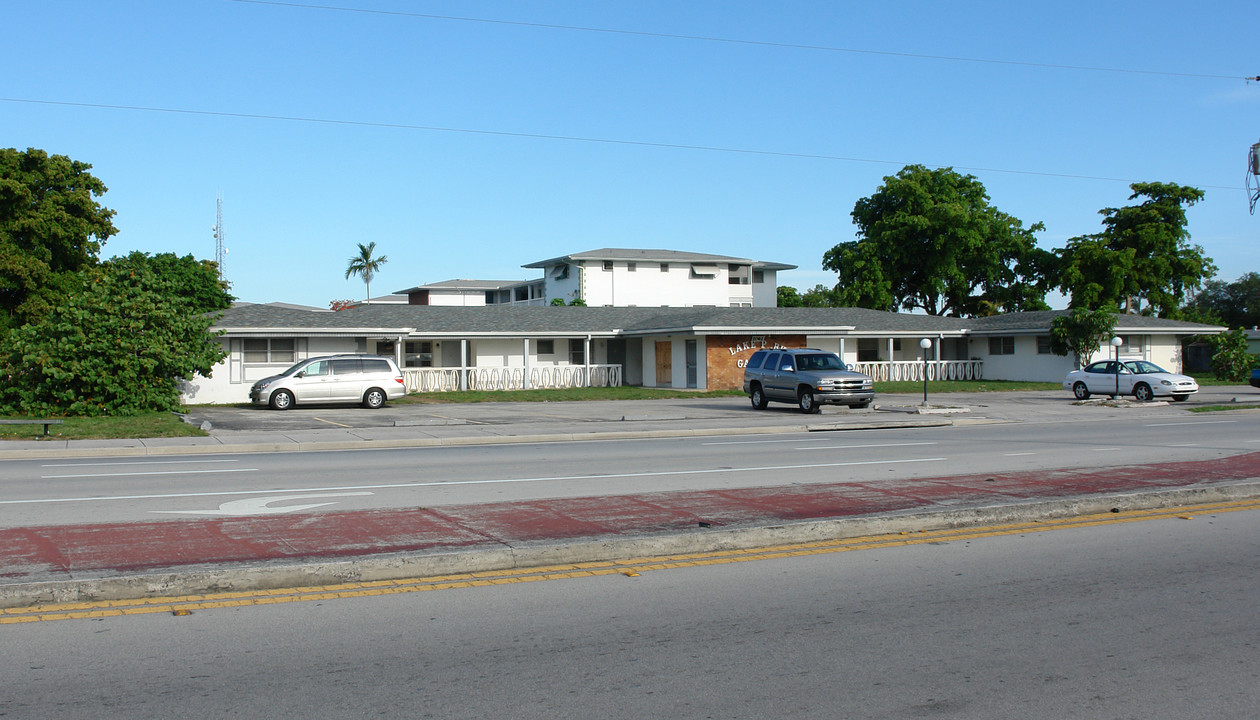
[
  {"xmin": 403, "ymin": 364, "xmax": 623, "ymax": 393},
  {"xmin": 851, "ymin": 360, "xmax": 983, "ymax": 382}
]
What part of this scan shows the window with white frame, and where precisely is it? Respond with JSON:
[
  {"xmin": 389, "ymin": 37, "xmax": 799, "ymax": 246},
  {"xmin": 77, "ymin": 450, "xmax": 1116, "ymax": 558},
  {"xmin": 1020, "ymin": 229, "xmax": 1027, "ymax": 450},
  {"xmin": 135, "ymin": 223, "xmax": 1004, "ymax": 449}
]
[
  {"xmin": 1037, "ymin": 335, "xmax": 1052, "ymax": 354},
  {"xmin": 988, "ymin": 336, "xmax": 1015, "ymax": 355},
  {"xmin": 243, "ymin": 338, "xmax": 295, "ymax": 363},
  {"xmin": 569, "ymin": 339, "xmax": 585, "ymax": 364}
]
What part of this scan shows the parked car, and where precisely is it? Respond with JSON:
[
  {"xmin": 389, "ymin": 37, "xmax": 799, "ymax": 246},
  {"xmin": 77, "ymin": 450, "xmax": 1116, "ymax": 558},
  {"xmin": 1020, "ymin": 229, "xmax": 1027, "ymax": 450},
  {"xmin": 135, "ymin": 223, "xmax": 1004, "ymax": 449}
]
[
  {"xmin": 1063, "ymin": 360, "xmax": 1198, "ymax": 402},
  {"xmin": 249, "ymin": 354, "xmax": 406, "ymax": 410},
  {"xmin": 743, "ymin": 348, "xmax": 875, "ymax": 413},
  {"xmin": 1251, "ymin": 368, "xmax": 1260, "ymax": 389}
]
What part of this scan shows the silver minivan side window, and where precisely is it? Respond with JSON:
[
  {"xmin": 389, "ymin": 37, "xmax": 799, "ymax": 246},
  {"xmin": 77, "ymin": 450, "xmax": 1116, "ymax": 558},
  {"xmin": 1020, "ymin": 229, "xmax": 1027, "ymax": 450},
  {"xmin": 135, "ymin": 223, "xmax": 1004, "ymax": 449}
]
[{"xmin": 331, "ymin": 358, "xmax": 361, "ymax": 375}]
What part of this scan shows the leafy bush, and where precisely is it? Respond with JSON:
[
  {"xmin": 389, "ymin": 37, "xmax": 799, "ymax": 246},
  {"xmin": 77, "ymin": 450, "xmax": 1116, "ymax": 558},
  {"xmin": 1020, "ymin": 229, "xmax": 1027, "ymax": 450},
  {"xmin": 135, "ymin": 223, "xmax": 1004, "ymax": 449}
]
[
  {"xmin": 1207, "ymin": 328, "xmax": 1260, "ymax": 382},
  {"xmin": 0, "ymin": 256, "xmax": 227, "ymax": 415}
]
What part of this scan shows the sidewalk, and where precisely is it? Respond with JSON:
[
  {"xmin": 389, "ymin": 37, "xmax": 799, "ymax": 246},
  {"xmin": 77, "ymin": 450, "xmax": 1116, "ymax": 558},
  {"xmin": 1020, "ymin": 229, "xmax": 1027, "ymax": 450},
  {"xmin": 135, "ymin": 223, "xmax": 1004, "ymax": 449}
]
[{"xmin": 2, "ymin": 389, "xmax": 1259, "ymax": 607}]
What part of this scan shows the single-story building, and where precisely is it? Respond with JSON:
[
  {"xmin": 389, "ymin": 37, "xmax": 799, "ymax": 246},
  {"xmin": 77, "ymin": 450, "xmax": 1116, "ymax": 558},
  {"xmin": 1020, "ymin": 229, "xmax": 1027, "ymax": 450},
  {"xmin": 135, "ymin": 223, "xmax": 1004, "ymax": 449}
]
[{"xmin": 181, "ymin": 304, "xmax": 1224, "ymax": 405}]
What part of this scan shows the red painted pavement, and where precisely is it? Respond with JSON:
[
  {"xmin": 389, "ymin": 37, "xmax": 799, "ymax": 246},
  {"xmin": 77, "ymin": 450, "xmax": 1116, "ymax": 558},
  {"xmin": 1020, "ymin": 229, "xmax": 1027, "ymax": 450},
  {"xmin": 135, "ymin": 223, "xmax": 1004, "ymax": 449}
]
[{"xmin": 2, "ymin": 452, "xmax": 1259, "ymax": 583}]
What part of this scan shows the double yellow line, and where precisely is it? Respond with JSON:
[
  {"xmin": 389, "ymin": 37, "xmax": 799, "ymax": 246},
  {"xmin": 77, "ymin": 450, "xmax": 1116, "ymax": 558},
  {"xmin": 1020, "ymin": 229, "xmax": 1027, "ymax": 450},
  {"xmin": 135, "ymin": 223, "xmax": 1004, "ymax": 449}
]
[{"xmin": 5, "ymin": 498, "xmax": 1258, "ymax": 624}]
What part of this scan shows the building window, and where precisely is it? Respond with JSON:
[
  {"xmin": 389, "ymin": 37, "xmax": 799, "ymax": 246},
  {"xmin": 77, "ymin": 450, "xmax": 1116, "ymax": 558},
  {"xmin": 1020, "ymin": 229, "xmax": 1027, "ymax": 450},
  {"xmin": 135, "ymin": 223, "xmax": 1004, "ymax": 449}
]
[
  {"xmin": 660, "ymin": 263, "xmax": 669, "ymax": 272},
  {"xmin": 569, "ymin": 339, "xmax": 585, "ymax": 364},
  {"xmin": 893, "ymin": 339, "xmax": 902, "ymax": 352},
  {"xmin": 988, "ymin": 336, "xmax": 1015, "ymax": 355},
  {"xmin": 753, "ymin": 270, "xmax": 764, "ymax": 284},
  {"xmin": 405, "ymin": 341, "xmax": 433, "ymax": 367},
  {"xmin": 537, "ymin": 339, "xmax": 555, "ymax": 355},
  {"xmin": 603, "ymin": 260, "xmax": 614, "ymax": 271},
  {"xmin": 1037, "ymin": 336, "xmax": 1052, "ymax": 354},
  {"xmin": 627, "ymin": 262, "xmax": 636, "ymax": 272},
  {"xmin": 857, "ymin": 338, "xmax": 879, "ymax": 362},
  {"xmin": 1121, "ymin": 335, "xmax": 1144, "ymax": 354},
  {"xmin": 243, "ymin": 338, "xmax": 295, "ymax": 363}
]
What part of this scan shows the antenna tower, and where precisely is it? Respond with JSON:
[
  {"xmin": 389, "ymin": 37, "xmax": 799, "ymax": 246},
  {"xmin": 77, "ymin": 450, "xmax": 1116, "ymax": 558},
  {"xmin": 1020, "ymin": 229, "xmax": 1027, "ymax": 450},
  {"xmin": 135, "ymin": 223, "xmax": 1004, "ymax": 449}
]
[{"xmin": 213, "ymin": 194, "xmax": 226, "ymax": 278}]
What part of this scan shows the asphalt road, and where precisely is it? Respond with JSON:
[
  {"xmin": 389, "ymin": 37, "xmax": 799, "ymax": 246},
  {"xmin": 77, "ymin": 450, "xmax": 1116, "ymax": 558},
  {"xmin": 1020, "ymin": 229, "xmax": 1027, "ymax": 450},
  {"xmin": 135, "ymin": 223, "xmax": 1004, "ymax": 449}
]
[
  {"xmin": 3, "ymin": 415, "xmax": 1258, "ymax": 528},
  {"xmin": 4, "ymin": 506, "xmax": 1256, "ymax": 719}
]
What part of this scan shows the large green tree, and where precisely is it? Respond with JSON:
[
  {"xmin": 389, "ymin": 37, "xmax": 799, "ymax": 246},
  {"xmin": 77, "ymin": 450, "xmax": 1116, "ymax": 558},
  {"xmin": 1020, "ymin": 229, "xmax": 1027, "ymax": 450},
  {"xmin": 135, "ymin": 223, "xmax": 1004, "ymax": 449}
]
[
  {"xmin": 0, "ymin": 148, "xmax": 117, "ymax": 332},
  {"xmin": 0, "ymin": 253, "xmax": 227, "ymax": 416},
  {"xmin": 1057, "ymin": 182, "xmax": 1214, "ymax": 317},
  {"xmin": 824, "ymin": 165, "xmax": 1052, "ymax": 316},
  {"xmin": 104, "ymin": 251, "xmax": 233, "ymax": 314},
  {"xmin": 1187, "ymin": 272, "xmax": 1260, "ymax": 329}
]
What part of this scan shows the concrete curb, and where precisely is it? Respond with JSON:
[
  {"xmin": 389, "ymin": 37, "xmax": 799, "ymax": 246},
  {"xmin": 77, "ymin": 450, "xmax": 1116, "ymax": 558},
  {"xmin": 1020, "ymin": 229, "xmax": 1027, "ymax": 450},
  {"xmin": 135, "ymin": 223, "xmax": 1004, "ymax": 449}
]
[{"xmin": 4, "ymin": 480, "xmax": 1257, "ymax": 609}]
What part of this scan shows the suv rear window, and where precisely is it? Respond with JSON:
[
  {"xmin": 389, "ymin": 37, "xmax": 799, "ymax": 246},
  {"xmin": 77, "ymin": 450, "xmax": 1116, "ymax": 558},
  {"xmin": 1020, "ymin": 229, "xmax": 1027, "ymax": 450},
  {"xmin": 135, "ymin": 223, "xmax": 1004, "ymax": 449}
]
[{"xmin": 746, "ymin": 350, "xmax": 767, "ymax": 369}]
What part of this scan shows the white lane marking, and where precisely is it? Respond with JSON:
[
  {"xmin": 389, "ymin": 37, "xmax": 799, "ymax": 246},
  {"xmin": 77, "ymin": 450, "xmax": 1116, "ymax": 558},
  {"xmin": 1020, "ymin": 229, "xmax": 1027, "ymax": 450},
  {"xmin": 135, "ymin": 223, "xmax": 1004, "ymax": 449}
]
[
  {"xmin": 41, "ymin": 468, "xmax": 258, "ymax": 480},
  {"xmin": 154, "ymin": 492, "xmax": 374, "ymax": 516},
  {"xmin": 798, "ymin": 442, "xmax": 939, "ymax": 450},
  {"xmin": 1144, "ymin": 420, "xmax": 1237, "ymax": 427},
  {"xmin": 706, "ymin": 439, "xmax": 937, "ymax": 448},
  {"xmin": 1004, "ymin": 452, "xmax": 1036, "ymax": 456},
  {"xmin": 0, "ymin": 457, "xmax": 948, "ymax": 506},
  {"xmin": 40, "ymin": 459, "xmax": 242, "ymax": 468}
]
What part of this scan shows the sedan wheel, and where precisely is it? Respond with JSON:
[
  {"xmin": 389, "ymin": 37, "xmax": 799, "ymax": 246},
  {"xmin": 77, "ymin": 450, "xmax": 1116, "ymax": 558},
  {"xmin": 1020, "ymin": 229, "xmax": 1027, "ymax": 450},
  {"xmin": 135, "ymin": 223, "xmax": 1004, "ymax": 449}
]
[
  {"xmin": 1072, "ymin": 382, "xmax": 1091, "ymax": 400},
  {"xmin": 1133, "ymin": 383, "xmax": 1153, "ymax": 402}
]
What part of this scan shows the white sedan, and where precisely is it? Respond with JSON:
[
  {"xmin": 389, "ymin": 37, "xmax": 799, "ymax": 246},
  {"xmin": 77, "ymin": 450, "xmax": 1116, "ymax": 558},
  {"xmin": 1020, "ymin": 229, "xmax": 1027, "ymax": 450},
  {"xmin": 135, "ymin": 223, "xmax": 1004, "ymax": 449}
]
[{"xmin": 1064, "ymin": 360, "xmax": 1199, "ymax": 402}]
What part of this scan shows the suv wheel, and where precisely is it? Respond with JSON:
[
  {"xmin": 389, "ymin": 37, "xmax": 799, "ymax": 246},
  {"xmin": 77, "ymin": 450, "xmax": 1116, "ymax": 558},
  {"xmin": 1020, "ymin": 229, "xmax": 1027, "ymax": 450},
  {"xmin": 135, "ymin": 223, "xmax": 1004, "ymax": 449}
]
[
  {"xmin": 750, "ymin": 385, "xmax": 768, "ymax": 410},
  {"xmin": 362, "ymin": 388, "xmax": 386, "ymax": 409},
  {"xmin": 798, "ymin": 389, "xmax": 821, "ymax": 414}
]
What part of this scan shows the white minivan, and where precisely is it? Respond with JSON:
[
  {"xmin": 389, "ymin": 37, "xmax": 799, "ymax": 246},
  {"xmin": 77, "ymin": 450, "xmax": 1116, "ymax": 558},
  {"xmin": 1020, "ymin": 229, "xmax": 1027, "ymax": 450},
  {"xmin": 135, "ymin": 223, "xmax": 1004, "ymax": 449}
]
[{"xmin": 249, "ymin": 355, "xmax": 407, "ymax": 410}]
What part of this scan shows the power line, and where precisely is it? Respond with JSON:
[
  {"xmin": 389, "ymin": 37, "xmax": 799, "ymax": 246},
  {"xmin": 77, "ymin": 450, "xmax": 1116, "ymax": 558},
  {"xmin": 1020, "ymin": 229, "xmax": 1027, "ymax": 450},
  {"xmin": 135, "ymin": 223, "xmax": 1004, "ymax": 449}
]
[
  {"xmin": 229, "ymin": 0, "xmax": 1256, "ymax": 82},
  {"xmin": 1, "ymin": 97, "xmax": 1242, "ymax": 191}
]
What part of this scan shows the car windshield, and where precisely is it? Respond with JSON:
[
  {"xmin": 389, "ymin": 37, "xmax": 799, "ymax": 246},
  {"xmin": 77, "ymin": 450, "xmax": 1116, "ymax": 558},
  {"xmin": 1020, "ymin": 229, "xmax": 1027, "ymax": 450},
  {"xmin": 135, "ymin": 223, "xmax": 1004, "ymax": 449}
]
[
  {"xmin": 795, "ymin": 354, "xmax": 845, "ymax": 371},
  {"xmin": 1124, "ymin": 361, "xmax": 1168, "ymax": 375}
]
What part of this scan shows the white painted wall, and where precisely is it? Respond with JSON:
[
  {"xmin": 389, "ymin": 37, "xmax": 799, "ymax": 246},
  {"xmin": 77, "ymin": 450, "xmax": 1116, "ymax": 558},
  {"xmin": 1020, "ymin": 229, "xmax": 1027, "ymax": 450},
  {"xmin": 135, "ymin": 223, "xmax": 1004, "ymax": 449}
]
[{"xmin": 427, "ymin": 290, "xmax": 486, "ymax": 306}]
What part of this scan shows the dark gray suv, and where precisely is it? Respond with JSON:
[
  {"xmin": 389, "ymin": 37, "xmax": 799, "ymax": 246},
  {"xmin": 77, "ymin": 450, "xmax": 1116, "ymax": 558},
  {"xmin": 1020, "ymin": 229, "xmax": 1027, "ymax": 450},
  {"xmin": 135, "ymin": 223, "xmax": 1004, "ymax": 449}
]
[{"xmin": 743, "ymin": 348, "xmax": 875, "ymax": 413}]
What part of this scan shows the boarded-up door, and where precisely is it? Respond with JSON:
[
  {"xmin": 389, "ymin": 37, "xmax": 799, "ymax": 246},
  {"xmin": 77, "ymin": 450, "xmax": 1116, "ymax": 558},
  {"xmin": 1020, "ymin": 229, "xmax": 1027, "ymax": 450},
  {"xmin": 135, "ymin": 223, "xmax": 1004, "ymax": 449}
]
[{"xmin": 655, "ymin": 341, "xmax": 673, "ymax": 387}]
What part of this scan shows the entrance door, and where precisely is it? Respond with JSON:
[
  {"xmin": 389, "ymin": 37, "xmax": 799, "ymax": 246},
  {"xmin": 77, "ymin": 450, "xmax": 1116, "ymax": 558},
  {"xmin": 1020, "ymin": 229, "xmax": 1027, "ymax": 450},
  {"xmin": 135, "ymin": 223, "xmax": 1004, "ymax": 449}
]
[
  {"xmin": 655, "ymin": 341, "xmax": 673, "ymax": 387},
  {"xmin": 685, "ymin": 339, "xmax": 698, "ymax": 389}
]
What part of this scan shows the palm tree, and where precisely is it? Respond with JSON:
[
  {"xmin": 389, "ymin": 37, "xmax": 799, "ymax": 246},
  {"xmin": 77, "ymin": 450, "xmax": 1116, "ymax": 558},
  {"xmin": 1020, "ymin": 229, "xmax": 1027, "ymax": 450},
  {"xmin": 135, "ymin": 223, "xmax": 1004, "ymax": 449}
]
[{"xmin": 345, "ymin": 242, "xmax": 388, "ymax": 302}]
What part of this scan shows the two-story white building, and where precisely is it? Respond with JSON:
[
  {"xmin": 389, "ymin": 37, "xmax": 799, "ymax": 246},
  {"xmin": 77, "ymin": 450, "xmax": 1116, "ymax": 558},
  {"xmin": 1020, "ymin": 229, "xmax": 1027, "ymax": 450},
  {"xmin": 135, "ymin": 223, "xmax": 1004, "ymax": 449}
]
[{"xmin": 395, "ymin": 249, "xmax": 794, "ymax": 308}]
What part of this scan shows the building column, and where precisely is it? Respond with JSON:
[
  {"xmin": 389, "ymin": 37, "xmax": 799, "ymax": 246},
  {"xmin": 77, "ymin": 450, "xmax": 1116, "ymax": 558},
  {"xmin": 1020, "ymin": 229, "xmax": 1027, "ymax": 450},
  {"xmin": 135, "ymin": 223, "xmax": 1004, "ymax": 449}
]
[
  {"xmin": 523, "ymin": 338, "xmax": 531, "ymax": 390},
  {"xmin": 460, "ymin": 340, "xmax": 468, "ymax": 391}
]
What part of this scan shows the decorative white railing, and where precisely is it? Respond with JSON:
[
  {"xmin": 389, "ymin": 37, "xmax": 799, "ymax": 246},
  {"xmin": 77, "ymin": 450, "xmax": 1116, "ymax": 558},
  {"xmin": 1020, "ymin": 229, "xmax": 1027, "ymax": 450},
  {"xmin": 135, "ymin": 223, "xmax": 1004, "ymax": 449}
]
[
  {"xmin": 851, "ymin": 360, "xmax": 983, "ymax": 382},
  {"xmin": 403, "ymin": 364, "xmax": 622, "ymax": 392}
]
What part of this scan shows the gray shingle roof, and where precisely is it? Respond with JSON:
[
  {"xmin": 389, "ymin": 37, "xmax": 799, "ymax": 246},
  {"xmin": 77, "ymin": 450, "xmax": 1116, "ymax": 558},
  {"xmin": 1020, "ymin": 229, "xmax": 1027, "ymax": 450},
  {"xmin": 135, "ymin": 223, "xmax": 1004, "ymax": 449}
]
[{"xmin": 212, "ymin": 304, "xmax": 1222, "ymax": 338}]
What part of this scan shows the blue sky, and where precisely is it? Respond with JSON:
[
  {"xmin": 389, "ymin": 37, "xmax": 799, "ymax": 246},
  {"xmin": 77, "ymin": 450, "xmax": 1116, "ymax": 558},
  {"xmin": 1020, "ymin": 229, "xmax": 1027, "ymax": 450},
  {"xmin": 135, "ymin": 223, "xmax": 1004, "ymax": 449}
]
[{"xmin": 5, "ymin": 1, "xmax": 1258, "ymax": 308}]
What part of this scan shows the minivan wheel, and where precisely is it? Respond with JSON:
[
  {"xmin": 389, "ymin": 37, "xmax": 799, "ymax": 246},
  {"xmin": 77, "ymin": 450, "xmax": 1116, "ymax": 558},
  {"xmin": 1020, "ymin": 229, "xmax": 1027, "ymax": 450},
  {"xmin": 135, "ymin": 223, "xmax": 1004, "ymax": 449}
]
[
  {"xmin": 363, "ymin": 388, "xmax": 386, "ymax": 409},
  {"xmin": 269, "ymin": 389, "xmax": 294, "ymax": 410},
  {"xmin": 798, "ymin": 389, "xmax": 820, "ymax": 414}
]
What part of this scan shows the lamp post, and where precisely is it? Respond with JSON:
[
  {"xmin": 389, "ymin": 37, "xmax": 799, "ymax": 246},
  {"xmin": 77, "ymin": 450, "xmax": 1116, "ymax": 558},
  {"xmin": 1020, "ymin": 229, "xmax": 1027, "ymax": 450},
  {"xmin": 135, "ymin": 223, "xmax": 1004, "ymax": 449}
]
[
  {"xmin": 1109, "ymin": 336, "xmax": 1123, "ymax": 398},
  {"xmin": 919, "ymin": 338, "xmax": 932, "ymax": 406}
]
